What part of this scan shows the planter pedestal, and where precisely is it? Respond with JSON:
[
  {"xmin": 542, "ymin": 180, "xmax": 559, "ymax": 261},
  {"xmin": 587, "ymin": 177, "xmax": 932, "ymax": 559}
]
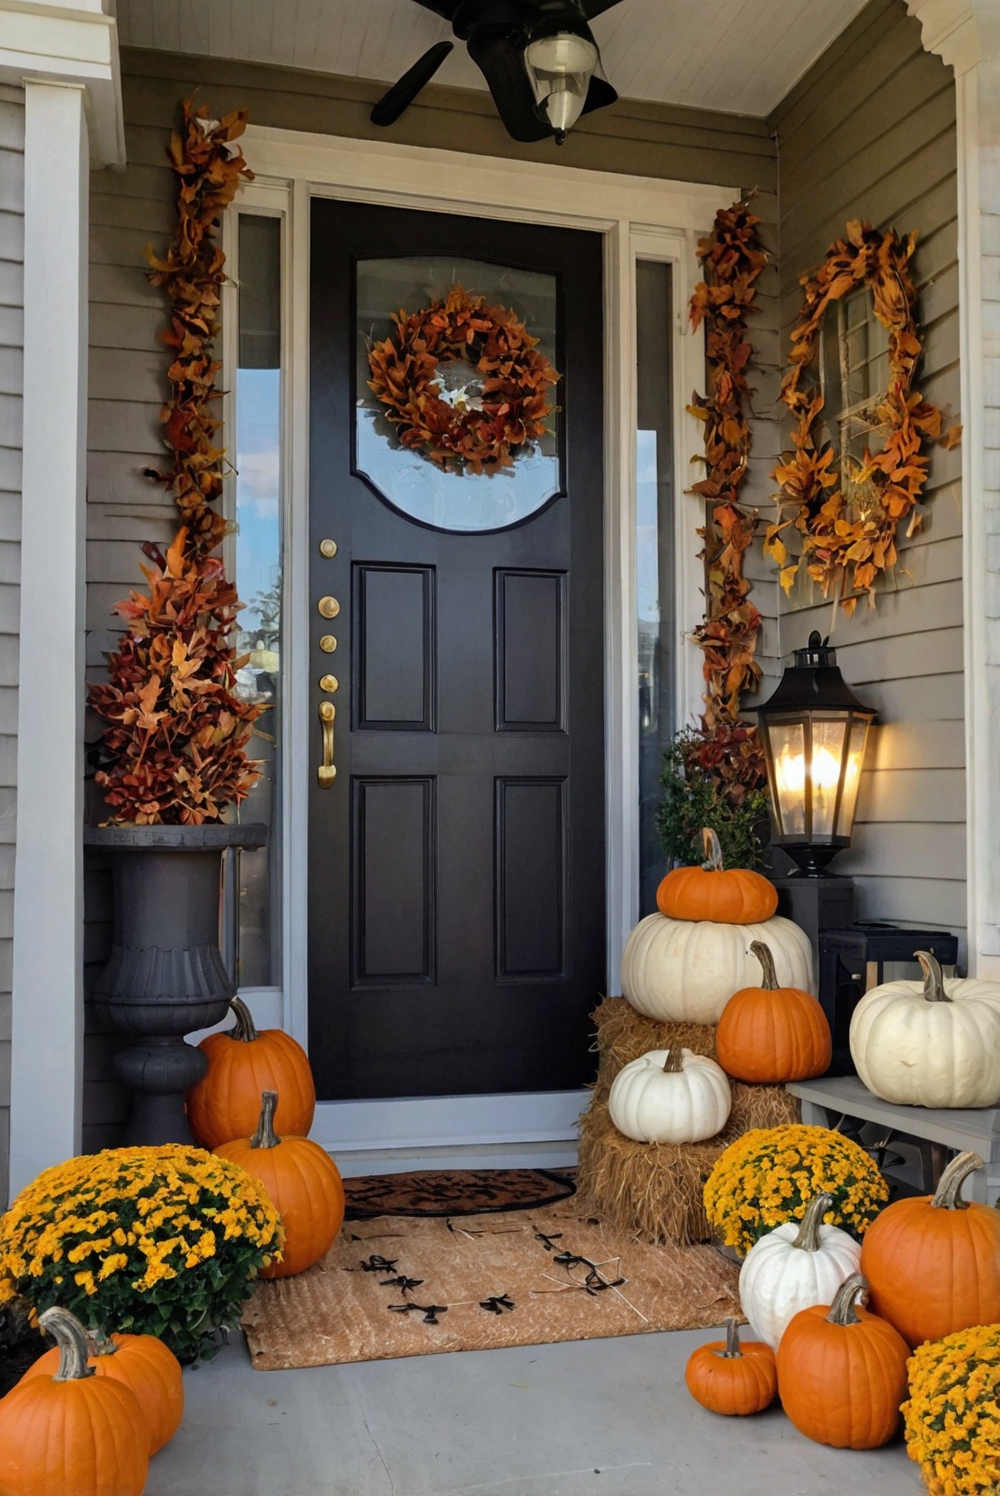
[{"xmin": 85, "ymin": 823, "xmax": 267, "ymax": 1146}]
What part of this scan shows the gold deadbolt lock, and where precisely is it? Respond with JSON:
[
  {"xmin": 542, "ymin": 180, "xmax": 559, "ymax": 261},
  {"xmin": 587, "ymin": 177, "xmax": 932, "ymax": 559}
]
[
  {"xmin": 319, "ymin": 674, "xmax": 339, "ymax": 693},
  {"xmin": 319, "ymin": 635, "xmax": 337, "ymax": 653},
  {"xmin": 317, "ymin": 596, "xmax": 340, "ymax": 619},
  {"xmin": 318, "ymin": 538, "xmax": 338, "ymax": 558}
]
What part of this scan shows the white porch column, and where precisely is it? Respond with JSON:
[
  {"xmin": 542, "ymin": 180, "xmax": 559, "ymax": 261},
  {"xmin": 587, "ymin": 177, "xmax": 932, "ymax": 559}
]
[
  {"xmin": 909, "ymin": 0, "xmax": 1000, "ymax": 977},
  {"xmin": 1, "ymin": 3, "xmax": 124, "ymax": 1198}
]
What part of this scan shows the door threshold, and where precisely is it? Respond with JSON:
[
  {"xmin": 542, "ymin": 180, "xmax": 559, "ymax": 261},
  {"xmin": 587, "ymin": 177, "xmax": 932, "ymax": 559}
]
[{"xmin": 329, "ymin": 1138, "xmax": 580, "ymax": 1178}]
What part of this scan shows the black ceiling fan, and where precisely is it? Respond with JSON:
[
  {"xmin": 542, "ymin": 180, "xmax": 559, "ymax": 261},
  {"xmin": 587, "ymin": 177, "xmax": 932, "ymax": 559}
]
[{"xmin": 371, "ymin": 0, "xmax": 624, "ymax": 145}]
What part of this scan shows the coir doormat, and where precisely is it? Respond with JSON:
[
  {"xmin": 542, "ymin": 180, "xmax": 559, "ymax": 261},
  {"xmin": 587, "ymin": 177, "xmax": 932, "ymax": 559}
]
[
  {"xmin": 241, "ymin": 1198, "xmax": 742, "ymax": 1371},
  {"xmin": 343, "ymin": 1167, "xmax": 576, "ymax": 1219}
]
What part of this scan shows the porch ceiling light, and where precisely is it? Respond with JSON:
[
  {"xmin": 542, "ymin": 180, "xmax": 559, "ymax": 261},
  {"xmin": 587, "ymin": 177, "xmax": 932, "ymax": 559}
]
[
  {"xmin": 755, "ymin": 631, "xmax": 876, "ymax": 878},
  {"xmin": 523, "ymin": 29, "xmax": 603, "ymax": 143}
]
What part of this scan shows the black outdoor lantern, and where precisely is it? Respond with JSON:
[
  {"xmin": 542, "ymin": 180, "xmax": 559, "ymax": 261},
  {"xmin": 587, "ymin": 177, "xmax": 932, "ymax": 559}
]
[{"xmin": 755, "ymin": 631, "xmax": 876, "ymax": 877}]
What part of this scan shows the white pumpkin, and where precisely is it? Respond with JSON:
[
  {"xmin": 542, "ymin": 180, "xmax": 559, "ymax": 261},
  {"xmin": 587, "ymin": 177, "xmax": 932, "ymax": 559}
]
[
  {"xmin": 850, "ymin": 950, "xmax": 1000, "ymax": 1108},
  {"xmin": 607, "ymin": 1047, "xmax": 731, "ymax": 1144},
  {"xmin": 620, "ymin": 913, "xmax": 814, "ymax": 1025},
  {"xmin": 738, "ymin": 1192, "xmax": 861, "ymax": 1349}
]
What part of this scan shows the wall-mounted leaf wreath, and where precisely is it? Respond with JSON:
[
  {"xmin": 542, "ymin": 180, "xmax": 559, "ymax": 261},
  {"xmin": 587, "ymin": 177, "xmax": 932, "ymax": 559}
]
[
  {"xmin": 367, "ymin": 283, "xmax": 560, "ymax": 476},
  {"xmin": 765, "ymin": 219, "xmax": 961, "ymax": 618}
]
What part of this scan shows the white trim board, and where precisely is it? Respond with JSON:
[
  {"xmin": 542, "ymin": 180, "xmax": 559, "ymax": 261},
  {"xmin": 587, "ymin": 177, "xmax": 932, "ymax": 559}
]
[{"xmin": 221, "ymin": 126, "xmax": 727, "ymax": 1163}]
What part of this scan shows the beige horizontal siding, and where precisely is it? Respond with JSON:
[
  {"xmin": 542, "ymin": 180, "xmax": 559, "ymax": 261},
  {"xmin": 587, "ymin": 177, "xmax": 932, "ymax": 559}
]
[
  {"xmin": 0, "ymin": 87, "xmax": 21, "ymax": 1206},
  {"xmin": 769, "ymin": 0, "xmax": 965, "ymax": 960}
]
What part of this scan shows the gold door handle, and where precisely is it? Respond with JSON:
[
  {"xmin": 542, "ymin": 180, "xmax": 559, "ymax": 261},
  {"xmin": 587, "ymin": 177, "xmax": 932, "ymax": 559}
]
[{"xmin": 318, "ymin": 700, "xmax": 336, "ymax": 787}]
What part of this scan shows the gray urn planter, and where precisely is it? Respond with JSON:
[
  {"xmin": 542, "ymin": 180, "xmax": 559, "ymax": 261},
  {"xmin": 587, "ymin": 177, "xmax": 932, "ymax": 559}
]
[{"xmin": 85, "ymin": 822, "xmax": 267, "ymax": 1147}]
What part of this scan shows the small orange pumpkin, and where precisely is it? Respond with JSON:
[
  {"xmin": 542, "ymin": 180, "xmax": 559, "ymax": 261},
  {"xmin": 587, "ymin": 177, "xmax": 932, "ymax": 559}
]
[
  {"xmin": 0, "ymin": 1307, "xmax": 149, "ymax": 1496},
  {"xmin": 215, "ymin": 1090, "xmax": 345, "ymax": 1278},
  {"xmin": 860, "ymin": 1150, "xmax": 1000, "ymax": 1347},
  {"xmin": 684, "ymin": 1318, "xmax": 777, "ymax": 1415},
  {"xmin": 656, "ymin": 828, "xmax": 778, "ymax": 925},
  {"xmin": 777, "ymin": 1273, "xmax": 909, "ymax": 1449},
  {"xmin": 187, "ymin": 996, "xmax": 316, "ymax": 1148},
  {"xmin": 716, "ymin": 940, "xmax": 831, "ymax": 1083},
  {"xmin": 21, "ymin": 1326, "xmax": 183, "ymax": 1455}
]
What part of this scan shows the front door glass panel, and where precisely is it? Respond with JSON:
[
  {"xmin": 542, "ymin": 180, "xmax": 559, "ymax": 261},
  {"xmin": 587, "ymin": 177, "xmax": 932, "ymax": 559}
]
[{"xmin": 355, "ymin": 255, "xmax": 561, "ymax": 532}]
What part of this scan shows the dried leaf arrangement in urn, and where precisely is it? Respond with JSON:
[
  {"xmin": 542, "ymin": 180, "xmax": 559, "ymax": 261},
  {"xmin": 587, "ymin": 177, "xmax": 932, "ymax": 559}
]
[{"xmin": 88, "ymin": 100, "xmax": 263, "ymax": 825}]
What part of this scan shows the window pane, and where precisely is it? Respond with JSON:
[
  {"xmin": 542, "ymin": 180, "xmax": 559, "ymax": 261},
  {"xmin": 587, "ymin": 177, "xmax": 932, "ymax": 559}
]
[
  {"xmin": 636, "ymin": 260, "xmax": 674, "ymax": 914},
  {"xmin": 232, "ymin": 213, "xmax": 282, "ymax": 987},
  {"xmin": 811, "ymin": 717, "xmax": 847, "ymax": 837}
]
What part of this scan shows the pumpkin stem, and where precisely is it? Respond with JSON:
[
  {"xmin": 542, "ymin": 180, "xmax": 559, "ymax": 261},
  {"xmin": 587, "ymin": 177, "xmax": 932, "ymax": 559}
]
[
  {"xmin": 916, "ymin": 950, "xmax": 950, "ymax": 1004},
  {"xmin": 718, "ymin": 1317, "xmax": 743, "ymax": 1359},
  {"xmin": 662, "ymin": 1048, "xmax": 685, "ymax": 1073},
  {"xmin": 39, "ymin": 1307, "xmax": 96, "ymax": 1382},
  {"xmin": 791, "ymin": 1192, "xmax": 834, "ymax": 1252},
  {"xmin": 86, "ymin": 1327, "xmax": 117, "ymax": 1357},
  {"xmin": 701, "ymin": 827, "xmax": 724, "ymax": 872},
  {"xmin": 825, "ymin": 1273, "xmax": 869, "ymax": 1327},
  {"xmin": 251, "ymin": 1089, "xmax": 282, "ymax": 1149},
  {"xmin": 230, "ymin": 994, "xmax": 259, "ymax": 1042},
  {"xmin": 749, "ymin": 940, "xmax": 778, "ymax": 991},
  {"xmin": 932, "ymin": 1151, "xmax": 984, "ymax": 1209}
]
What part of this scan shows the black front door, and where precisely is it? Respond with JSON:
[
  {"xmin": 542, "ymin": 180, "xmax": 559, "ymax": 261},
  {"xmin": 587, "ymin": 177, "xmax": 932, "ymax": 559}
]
[{"xmin": 308, "ymin": 198, "xmax": 605, "ymax": 1101}]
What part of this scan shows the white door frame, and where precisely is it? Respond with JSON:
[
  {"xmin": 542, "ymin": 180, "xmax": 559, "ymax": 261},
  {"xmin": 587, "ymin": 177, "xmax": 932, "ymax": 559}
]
[{"xmin": 223, "ymin": 125, "xmax": 729, "ymax": 1169}]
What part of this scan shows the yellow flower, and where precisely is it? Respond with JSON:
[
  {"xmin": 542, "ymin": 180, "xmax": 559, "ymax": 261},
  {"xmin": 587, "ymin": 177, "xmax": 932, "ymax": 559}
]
[{"xmin": 903, "ymin": 1325, "xmax": 1000, "ymax": 1496}]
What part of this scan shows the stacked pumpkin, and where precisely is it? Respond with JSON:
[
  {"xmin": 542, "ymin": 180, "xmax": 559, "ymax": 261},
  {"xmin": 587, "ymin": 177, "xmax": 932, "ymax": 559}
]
[
  {"xmin": 188, "ymin": 996, "xmax": 346, "ymax": 1280},
  {"xmin": 687, "ymin": 1133, "xmax": 1000, "ymax": 1484},
  {"xmin": 578, "ymin": 830, "xmax": 830, "ymax": 1244}
]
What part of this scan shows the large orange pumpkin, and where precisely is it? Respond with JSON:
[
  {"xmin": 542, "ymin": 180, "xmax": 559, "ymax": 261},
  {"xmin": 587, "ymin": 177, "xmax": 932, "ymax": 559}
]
[
  {"xmin": 21, "ymin": 1327, "xmax": 183, "ymax": 1456},
  {"xmin": 684, "ymin": 1319, "xmax": 777, "ymax": 1416},
  {"xmin": 187, "ymin": 996, "xmax": 315, "ymax": 1148},
  {"xmin": 656, "ymin": 828, "xmax": 778, "ymax": 924},
  {"xmin": 776, "ymin": 1273, "xmax": 909, "ymax": 1449},
  {"xmin": 715, "ymin": 940, "xmax": 831, "ymax": 1083},
  {"xmin": 0, "ymin": 1307, "xmax": 149, "ymax": 1496},
  {"xmin": 860, "ymin": 1150, "xmax": 1000, "ymax": 1347},
  {"xmin": 215, "ymin": 1090, "xmax": 345, "ymax": 1277}
]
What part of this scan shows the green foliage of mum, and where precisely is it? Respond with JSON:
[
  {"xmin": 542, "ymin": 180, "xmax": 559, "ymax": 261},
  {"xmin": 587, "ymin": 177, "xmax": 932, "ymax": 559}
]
[
  {"xmin": 0, "ymin": 1145, "xmax": 282, "ymax": 1364},
  {"xmin": 656, "ymin": 725, "xmax": 770, "ymax": 871}
]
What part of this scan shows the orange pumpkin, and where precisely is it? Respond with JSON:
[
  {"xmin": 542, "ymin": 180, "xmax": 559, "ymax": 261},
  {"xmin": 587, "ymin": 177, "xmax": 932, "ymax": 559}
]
[
  {"xmin": 0, "ymin": 1307, "xmax": 149, "ymax": 1496},
  {"xmin": 684, "ymin": 1318, "xmax": 777, "ymax": 1415},
  {"xmin": 777, "ymin": 1273, "xmax": 909, "ymax": 1449},
  {"xmin": 215, "ymin": 1090, "xmax": 344, "ymax": 1277},
  {"xmin": 715, "ymin": 940, "xmax": 831, "ymax": 1083},
  {"xmin": 860, "ymin": 1150, "xmax": 1000, "ymax": 1347},
  {"xmin": 21, "ymin": 1327, "xmax": 183, "ymax": 1455},
  {"xmin": 656, "ymin": 828, "xmax": 778, "ymax": 925},
  {"xmin": 187, "ymin": 996, "xmax": 316, "ymax": 1148}
]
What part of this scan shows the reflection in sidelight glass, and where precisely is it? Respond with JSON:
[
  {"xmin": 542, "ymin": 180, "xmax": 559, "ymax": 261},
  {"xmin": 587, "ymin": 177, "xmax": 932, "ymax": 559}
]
[
  {"xmin": 231, "ymin": 213, "xmax": 282, "ymax": 987},
  {"xmin": 635, "ymin": 260, "xmax": 675, "ymax": 915},
  {"xmin": 355, "ymin": 256, "xmax": 560, "ymax": 532}
]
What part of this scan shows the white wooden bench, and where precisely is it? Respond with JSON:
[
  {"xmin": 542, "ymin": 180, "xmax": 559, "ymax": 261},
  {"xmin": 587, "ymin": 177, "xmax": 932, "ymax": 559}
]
[{"xmin": 787, "ymin": 1074, "xmax": 1000, "ymax": 1206}]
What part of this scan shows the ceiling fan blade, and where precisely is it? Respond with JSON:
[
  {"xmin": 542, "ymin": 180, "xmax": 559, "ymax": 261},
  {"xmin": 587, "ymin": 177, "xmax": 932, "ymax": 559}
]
[
  {"xmin": 467, "ymin": 30, "xmax": 552, "ymax": 143},
  {"xmin": 580, "ymin": 72, "xmax": 617, "ymax": 118},
  {"xmin": 577, "ymin": 0, "xmax": 627, "ymax": 17},
  {"xmin": 413, "ymin": 0, "xmax": 461, "ymax": 18},
  {"xmin": 370, "ymin": 41, "xmax": 455, "ymax": 127}
]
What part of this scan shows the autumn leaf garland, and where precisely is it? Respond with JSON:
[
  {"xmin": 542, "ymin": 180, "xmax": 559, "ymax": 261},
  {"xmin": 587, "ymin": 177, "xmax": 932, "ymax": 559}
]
[
  {"xmin": 766, "ymin": 219, "xmax": 961, "ymax": 616},
  {"xmin": 89, "ymin": 100, "xmax": 263, "ymax": 825},
  {"xmin": 687, "ymin": 197, "xmax": 769, "ymax": 730}
]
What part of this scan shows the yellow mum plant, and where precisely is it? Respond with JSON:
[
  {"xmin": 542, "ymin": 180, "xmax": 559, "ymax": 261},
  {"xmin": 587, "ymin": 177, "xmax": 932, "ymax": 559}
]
[
  {"xmin": 903, "ymin": 1324, "xmax": 1000, "ymax": 1496},
  {"xmin": 0, "ymin": 1145, "xmax": 282, "ymax": 1363},
  {"xmin": 703, "ymin": 1123, "xmax": 889, "ymax": 1256}
]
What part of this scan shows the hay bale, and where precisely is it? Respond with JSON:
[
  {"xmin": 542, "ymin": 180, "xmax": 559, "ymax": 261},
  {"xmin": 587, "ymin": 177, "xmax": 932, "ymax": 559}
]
[{"xmin": 578, "ymin": 997, "xmax": 800, "ymax": 1245}]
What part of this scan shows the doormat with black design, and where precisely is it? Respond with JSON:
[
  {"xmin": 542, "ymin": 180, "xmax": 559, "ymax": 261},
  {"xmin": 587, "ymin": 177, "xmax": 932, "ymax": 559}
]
[
  {"xmin": 241, "ymin": 1199, "xmax": 742, "ymax": 1370},
  {"xmin": 343, "ymin": 1168, "xmax": 576, "ymax": 1219}
]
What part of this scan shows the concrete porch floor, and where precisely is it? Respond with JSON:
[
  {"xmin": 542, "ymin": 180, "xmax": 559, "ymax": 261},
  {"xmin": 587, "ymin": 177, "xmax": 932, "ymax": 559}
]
[{"xmin": 148, "ymin": 1327, "xmax": 924, "ymax": 1496}]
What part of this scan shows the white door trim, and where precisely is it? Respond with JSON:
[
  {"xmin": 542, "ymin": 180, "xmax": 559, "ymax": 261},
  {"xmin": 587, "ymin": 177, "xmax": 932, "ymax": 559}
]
[{"xmin": 225, "ymin": 125, "xmax": 728, "ymax": 1164}]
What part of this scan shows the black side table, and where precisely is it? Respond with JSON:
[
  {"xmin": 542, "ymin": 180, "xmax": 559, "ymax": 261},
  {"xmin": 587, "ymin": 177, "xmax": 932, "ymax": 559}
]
[{"xmin": 819, "ymin": 923, "xmax": 959, "ymax": 1076}]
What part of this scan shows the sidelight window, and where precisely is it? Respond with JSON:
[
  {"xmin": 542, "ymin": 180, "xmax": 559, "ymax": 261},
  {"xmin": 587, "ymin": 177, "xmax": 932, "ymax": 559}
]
[
  {"xmin": 229, "ymin": 212, "xmax": 283, "ymax": 988},
  {"xmin": 635, "ymin": 259, "xmax": 675, "ymax": 915}
]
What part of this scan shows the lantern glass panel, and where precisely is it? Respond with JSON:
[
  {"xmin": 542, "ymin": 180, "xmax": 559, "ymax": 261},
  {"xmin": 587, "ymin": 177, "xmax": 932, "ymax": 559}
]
[
  {"xmin": 837, "ymin": 718, "xmax": 870, "ymax": 835},
  {"xmin": 811, "ymin": 717, "xmax": 848, "ymax": 837},
  {"xmin": 769, "ymin": 720, "xmax": 807, "ymax": 835}
]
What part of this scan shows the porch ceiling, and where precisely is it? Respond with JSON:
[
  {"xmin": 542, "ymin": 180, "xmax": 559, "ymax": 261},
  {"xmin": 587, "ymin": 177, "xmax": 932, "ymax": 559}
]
[{"xmin": 117, "ymin": 0, "xmax": 871, "ymax": 118}]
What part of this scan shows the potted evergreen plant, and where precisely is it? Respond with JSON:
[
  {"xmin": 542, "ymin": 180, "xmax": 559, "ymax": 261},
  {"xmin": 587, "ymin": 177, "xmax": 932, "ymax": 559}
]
[{"xmin": 87, "ymin": 103, "xmax": 265, "ymax": 1145}]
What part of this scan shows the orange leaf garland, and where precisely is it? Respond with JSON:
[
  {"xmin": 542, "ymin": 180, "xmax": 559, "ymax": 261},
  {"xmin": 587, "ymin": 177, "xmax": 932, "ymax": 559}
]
[{"xmin": 768, "ymin": 220, "xmax": 961, "ymax": 616}]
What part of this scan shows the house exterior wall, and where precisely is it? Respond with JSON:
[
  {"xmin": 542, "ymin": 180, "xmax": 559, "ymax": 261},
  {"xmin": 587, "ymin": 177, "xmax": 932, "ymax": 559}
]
[
  {"xmin": 0, "ymin": 86, "xmax": 22, "ymax": 1207},
  {"xmin": 81, "ymin": 49, "xmax": 783, "ymax": 1146},
  {"xmin": 769, "ymin": 0, "xmax": 964, "ymax": 952}
]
